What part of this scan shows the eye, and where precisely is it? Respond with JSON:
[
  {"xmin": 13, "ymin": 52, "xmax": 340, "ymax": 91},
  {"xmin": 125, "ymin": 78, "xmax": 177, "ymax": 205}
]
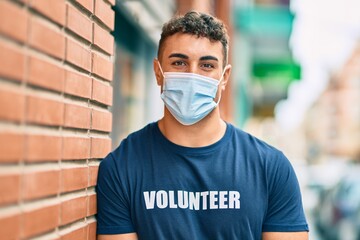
[
  {"xmin": 171, "ymin": 61, "xmax": 186, "ymax": 66},
  {"xmin": 201, "ymin": 63, "xmax": 215, "ymax": 69}
]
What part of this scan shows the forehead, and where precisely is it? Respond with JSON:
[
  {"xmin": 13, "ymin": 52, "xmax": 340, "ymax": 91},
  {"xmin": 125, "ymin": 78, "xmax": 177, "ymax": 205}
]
[{"xmin": 160, "ymin": 33, "xmax": 223, "ymax": 61}]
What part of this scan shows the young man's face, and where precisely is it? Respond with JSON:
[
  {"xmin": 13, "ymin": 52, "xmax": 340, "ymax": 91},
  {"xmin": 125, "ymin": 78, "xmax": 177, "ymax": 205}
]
[
  {"xmin": 154, "ymin": 32, "xmax": 231, "ymax": 104},
  {"xmin": 157, "ymin": 33, "xmax": 226, "ymax": 81}
]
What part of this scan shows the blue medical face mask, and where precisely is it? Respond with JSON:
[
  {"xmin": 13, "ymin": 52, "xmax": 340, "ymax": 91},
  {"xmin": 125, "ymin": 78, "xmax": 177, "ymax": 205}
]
[{"xmin": 158, "ymin": 63, "xmax": 227, "ymax": 126}]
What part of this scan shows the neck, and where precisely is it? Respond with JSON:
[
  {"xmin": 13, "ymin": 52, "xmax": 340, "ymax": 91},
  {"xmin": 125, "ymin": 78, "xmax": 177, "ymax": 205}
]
[{"xmin": 158, "ymin": 108, "xmax": 227, "ymax": 147}]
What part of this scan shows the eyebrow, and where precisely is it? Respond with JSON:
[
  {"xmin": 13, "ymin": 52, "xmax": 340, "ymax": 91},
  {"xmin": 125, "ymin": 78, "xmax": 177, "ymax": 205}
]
[
  {"xmin": 168, "ymin": 53, "xmax": 188, "ymax": 59},
  {"xmin": 168, "ymin": 53, "xmax": 218, "ymax": 62},
  {"xmin": 199, "ymin": 55, "xmax": 218, "ymax": 62}
]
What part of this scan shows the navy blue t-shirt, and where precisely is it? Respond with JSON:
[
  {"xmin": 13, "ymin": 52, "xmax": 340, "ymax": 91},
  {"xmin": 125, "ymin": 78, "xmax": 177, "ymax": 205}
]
[{"xmin": 96, "ymin": 122, "xmax": 309, "ymax": 239}]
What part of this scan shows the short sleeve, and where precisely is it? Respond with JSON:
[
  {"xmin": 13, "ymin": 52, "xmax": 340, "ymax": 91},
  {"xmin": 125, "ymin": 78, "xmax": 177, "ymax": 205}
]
[
  {"xmin": 263, "ymin": 152, "xmax": 309, "ymax": 232},
  {"xmin": 96, "ymin": 152, "xmax": 135, "ymax": 234}
]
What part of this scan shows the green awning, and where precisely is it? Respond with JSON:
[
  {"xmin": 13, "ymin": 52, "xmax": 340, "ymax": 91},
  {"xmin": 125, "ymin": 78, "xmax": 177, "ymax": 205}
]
[{"xmin": 234, "ymin": 6, "xmax": 294, "ymax": 37}]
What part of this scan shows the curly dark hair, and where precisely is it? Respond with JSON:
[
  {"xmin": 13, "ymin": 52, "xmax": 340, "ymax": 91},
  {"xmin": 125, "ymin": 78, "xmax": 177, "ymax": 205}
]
[{"xmin": 158, "ymin": 11, "xmax": 229, "ymax": 67}]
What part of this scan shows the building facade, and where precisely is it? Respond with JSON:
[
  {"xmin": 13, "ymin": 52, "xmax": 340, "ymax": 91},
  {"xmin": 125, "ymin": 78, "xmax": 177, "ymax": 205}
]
[{"xmin": 305, "ymin": 42, "xmax": 360, "ymax": 163}]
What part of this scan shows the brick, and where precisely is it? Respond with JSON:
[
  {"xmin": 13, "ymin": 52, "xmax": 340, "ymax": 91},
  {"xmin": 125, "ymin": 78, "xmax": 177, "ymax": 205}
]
[
  {"xmin": 87, "ymin": 194, "xmax": 97, "ymax": 216},
  {"xmin": 23, "ymin": 204, "xmax": 60, "ymax": 239},
  {"xmin": 25, "ymin": 134, "xmax": 62, "ymax": 162},
  {"xmin": 60, "ymin": 226, "xmax": 87, "ymax": 240},
  {"xmin": 0, "ymin": 42, "xmax": 26, "ymax": 82},
  {"xmin": 90, "ymin": 137, "xmax": 111, "ymax": 158},
  {"xmin": 31, "ymin": 0, "xmax": 66, "ymax": 26},
  {"xmin": 66, "ymin": 4, "xmax": 92, "ymax": 42},
  {"xmin": 92, "ymin": 79, "xmax": 113, "ymax": 106},
  {"xmin": 0, "ymin": 1, "xmax": 28, "ymax": 43},
  {"xmin": 93, "ymin": 24, "xmax": 114, "ymax": 55},
  {"xmin": 28, "ymin": 56, "xmax": 65, "ymax": 92},
  {"xmin": 64, "ymin": 104, "xmax": 91, "ymax": 129},
  {"xmin": 62, "ymin": 137, "xmax": 90, "ymax": 160},
  {"xmin": 92, "ymin": 53, "xmax": 113, "ymax": 81},
  {"xmin": 0, "ymin": 133, "xmax": 24, "ymax": 163},
  {"xmin": 22, "ymin": 169, "xmax": 60, "ymax": 200},
  {"xmin": 87, "ymin": 221, "xmax": 96, "ymax": 240},
  {"xmin": 64, "ymin": 70, "xmax": 92, "ymax": 99},
  {"xmin": 0, "ymin": 212, "xmax": 21, "ymax": 239},
  {"xmin": 91, "ymin": 109, "xmax": 112, "ymax": 132},
  {"xmin": 88, "ymin": 165, "xmax": 99, "ymax": 186},
  {"xmin": 94, "ymin": 0, "xmax": 115, "ymax": 30},
  {"xmin": 61, "ymin": 167, "xmax": 88, "ymax": 192},
  {"xmin": 29, "ymin": 17, "xmax": 65, "ymax": 59},
  {"xmin": 26, "ymin": 95, "xmax": 64, "ymax": 126},
  {"xmin": 61, "ymin": 196, "xmax": 87, "ymax": 225},
  {"xmin": 0, "ymin": 174, "xmax": 20, "ymax": 205},
  {"xmin": 66, "ymin": 38, "xmax": 92, "ymax": 72},
  {"xmin": 75, "ymin": 0, "xmax": 94, "ymax": 13},
  {"xmin": 0, "ymin": 88, "xmax": 25, "ymax": 123}
]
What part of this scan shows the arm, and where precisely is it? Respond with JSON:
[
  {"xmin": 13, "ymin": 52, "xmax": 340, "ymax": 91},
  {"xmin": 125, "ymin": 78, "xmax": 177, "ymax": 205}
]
[
  {"xmin": 98, "ymin": 233, "xmax": 138, "ymax": 240},
  {"xmin": 262, "ymin": 231, "xmax": 308, "ymax": 240},
  {"xmin": 262, "ymin": 152, "xmax": 309, "ymax": 234},
  {"xmin": 96, "ymin": 153, "xmax": 136, "ymax": 236}
]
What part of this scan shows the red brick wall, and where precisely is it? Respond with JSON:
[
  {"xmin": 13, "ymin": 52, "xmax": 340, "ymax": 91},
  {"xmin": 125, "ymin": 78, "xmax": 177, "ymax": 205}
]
[{"xmin": 0, "ymin": 0, "xmax": 115, "ymax": 239}]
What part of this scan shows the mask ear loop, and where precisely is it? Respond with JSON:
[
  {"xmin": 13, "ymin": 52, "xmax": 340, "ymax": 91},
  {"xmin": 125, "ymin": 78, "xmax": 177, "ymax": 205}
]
[
  {"xmin": 156, "ymin": 60, "xmax": 167, "ymax": 89},
  {"xmin": 215, "ymin": 65, "xmax": 230, "ymax": 105},
  {"xmin": 157, "ymin": 60, "xmax": 165, "ymax": 77}
]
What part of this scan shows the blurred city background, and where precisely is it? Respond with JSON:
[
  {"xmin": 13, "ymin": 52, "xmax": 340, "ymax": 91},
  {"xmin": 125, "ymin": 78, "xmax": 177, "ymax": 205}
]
[
  {"xmin": 112, "ymin": 0, "xmax": 360, "ymax": 239},
  {"xmin": 0, "ymin": 0, "xmax": 359, "ymax": 239}
]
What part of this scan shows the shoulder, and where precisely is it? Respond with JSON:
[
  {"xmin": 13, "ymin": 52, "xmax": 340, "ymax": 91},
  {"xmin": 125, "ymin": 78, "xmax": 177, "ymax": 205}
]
[
  {"xmin": 229, "ymin": 123, "xmax": 284, "ymax": 160},
  {"xmin": 120, "ymin": 122, "xmax": 155, "ymax": 147},
  {"xmin": 113, "ymin": 122, "xmax": 156, "ymax": 154},
  {"xmin": 100, "ymin": 122, "xmax": 155, "ymax": 167},
  {"xmin": 231, "ymin": 127, "xmax": 299, "ymax": 191}
]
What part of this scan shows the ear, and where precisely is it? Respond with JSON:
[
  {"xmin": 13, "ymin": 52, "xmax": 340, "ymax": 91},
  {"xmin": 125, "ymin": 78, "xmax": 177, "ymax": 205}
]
[
  {"xmin": 221, "ymin": 64, "xmax": 232, "ymax": 91},
  {"xmin": 153, "ymin": 59, "xmax": 163, "ymax": 86}
]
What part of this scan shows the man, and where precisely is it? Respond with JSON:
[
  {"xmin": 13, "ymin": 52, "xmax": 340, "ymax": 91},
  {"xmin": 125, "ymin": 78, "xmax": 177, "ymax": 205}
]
[{"xmin": 96, "ymin": 11, "xmax": 309, "ymax": 240}]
